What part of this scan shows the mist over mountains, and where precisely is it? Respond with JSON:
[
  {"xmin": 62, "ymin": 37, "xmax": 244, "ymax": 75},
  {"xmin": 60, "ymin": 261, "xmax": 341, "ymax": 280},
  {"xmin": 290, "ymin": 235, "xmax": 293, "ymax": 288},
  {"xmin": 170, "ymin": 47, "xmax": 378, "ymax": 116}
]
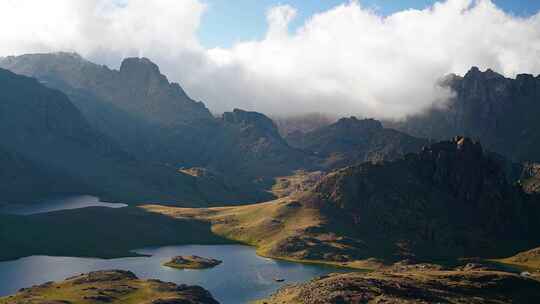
[
  {"xmin": 389, "ymin": 67, "xmax": 540, "ymax": 162},
  {"xmin": 2, "ymin": 1, "xmax": 540, "ymax": 118}
]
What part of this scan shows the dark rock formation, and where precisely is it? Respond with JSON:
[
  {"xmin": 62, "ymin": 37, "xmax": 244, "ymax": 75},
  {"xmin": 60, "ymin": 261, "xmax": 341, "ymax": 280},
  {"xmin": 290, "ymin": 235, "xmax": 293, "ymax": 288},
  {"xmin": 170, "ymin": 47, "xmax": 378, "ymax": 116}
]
[
  {"xmin": 300, "ymin": 137, "xmax": 540, "ymax": 261},
  {"xmin": 389, "ymin": 67, "xmax": 540, "ymax": 162},
  {"xmin": 259, "ymin": 269, "xmax": 540, "ymax": 304}
]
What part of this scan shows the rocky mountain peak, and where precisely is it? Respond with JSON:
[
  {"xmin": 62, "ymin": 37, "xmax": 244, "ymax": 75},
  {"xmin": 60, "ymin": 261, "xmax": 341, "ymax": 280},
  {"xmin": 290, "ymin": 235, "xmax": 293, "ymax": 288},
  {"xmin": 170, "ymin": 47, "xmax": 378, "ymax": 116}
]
[
  {"xmin": 516, "ymin": 73, "xmax": 536, "ymax": 84},
  {"xmin": 334, "ymin": 117, "xmax": 383, "ymax": 132},
  {"xmin": 463, "ymin": 66, "xmax": 505, "ymax": 81},
  {"xmin": 466, "ymin": 66, "xmax": 481, "ymax": 76},
  {"xmin": 413, "ymin": 136, "xmax": 510, "ymax": 205},
  {"xmin": 118, "ymin": 57, "xmax": 171, "ymax": 91},
  {"xmin": 420, "ymin": 136, "xmax": 483, "ymax": 159},
  {"xmin": 119, "ymin": 57, "xmax": 161, "ymax": 75},
  {"xmin": 222, "ymin": 109, "xmax": 281, "ymax": 137}
]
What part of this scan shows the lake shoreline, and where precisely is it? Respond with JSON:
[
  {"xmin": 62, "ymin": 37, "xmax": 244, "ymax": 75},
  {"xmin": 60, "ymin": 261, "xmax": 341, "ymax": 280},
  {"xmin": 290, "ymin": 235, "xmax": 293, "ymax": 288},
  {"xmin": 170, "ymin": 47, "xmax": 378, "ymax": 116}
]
[{"xmin": 0, "ymin": 244, "xmax": 350, "ymax": 303}]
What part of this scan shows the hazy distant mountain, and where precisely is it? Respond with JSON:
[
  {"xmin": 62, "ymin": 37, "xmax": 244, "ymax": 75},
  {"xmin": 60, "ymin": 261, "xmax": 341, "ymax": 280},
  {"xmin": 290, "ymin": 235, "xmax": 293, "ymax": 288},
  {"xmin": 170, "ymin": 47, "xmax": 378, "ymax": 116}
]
[
  {"xmin": 273, "ymin": 113, "xmax": 336, "ymax": 137},
  {"xmin": 0, "ymin": 53, "xmax": 215, "ymax": 164},
  {"xmin": 287, "ymin": 117, "xmax": 429, "ymax": 169},
  {"xmin": 389, "ymin": 67, "xmax": 540, "ymax": 162},
  {"xmin": 0, "ymin": 68, "xmax": 226, "ymax": 204},
  {"xmin": 0, "ymin": 53, "xmax": 212, "ymax": 126}
]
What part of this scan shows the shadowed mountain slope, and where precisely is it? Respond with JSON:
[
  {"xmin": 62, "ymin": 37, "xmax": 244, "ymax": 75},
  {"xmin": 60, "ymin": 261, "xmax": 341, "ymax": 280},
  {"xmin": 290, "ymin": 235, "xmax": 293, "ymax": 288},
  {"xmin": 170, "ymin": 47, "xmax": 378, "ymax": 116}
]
[
  {"xmin": 0, "ymin": 68, "xmax": 224, "ymax": 204},
  {"xmin": 0, "ymin": 52, "xmax": 214, "ymax": 165},
  {"xmin": 390, "ymin": 67, "xmax": 540, "ymax": 162}
]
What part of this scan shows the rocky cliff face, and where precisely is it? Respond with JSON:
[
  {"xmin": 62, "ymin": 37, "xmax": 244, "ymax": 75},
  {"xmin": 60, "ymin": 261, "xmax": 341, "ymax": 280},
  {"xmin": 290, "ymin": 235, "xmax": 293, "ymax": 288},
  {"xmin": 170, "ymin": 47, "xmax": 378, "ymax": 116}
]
[
  {"xmin": 390, "ymin": 67, "xmax": 540, "ymax": 162},
  {"xmin": 305, "ymin": 137, "xmax": 539, "ymax": 260},
  {"xmin": 288, "ymin": 117, "xmax": 429, "ymax": 168}
]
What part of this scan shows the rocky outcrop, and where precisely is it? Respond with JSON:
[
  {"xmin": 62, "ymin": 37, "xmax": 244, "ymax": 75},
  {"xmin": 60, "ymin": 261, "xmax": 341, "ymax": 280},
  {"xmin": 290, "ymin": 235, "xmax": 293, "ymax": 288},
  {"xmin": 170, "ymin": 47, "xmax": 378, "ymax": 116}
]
[
  {"xmin": 390, "ymin": 67, "xmax": 540, "ymax": 162},
  {"xmin": 0, "ymin": 270, "xmax": 219, "ymax": 304},
  {"xmin": 164, "ymin": 255, "xmax": 222, "ymax": 269},
  {"xmin": 258, "ymin": 268, "xmax": 540, "ymax": 304},
  {"xmin": 520, "ymin": 162, "xmax": 540, "ymax": 194},
  {"xmin": 305, "ymin": 136, "xmax": 539, "ymax": 260}
]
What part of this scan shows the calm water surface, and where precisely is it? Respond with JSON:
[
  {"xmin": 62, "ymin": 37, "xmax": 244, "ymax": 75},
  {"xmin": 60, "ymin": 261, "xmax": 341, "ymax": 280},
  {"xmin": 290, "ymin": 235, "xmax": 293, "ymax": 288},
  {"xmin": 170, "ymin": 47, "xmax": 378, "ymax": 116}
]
[
  {"xmin": 0, "ymin": 245, "xmax": 347, "ymax": 303},
  {"xmin": 0, "ymin": 195, "xmax": 127, "ymax": 215}
]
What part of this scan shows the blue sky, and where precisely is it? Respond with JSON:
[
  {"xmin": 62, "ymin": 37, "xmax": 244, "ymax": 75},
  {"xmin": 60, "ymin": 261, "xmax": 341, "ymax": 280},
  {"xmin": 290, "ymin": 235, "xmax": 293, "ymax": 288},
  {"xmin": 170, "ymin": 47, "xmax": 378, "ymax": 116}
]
[{"xmin": 198, "ymin": 0, "xmax": 540, "ymax": 48}]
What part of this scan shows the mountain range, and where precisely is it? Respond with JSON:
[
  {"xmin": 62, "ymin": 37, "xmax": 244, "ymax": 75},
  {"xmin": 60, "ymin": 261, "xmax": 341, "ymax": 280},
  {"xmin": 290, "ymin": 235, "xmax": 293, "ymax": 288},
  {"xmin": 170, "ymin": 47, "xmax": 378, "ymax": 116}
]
[
  {"xmin": 0, "ymin": 53, "xmax": 432, "ymax": 204},
  {"xmin": 0, "ymin": 67, "xmax": 255, "ymax": 205}
]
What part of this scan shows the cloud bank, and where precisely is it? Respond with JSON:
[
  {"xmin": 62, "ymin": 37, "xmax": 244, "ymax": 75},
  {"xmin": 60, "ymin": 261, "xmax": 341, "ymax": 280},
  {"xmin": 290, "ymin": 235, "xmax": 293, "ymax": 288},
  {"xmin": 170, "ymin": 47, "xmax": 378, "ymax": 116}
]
[{"xmin": 1, "ymin": 0, "xmax": 540, "ymax": 119}]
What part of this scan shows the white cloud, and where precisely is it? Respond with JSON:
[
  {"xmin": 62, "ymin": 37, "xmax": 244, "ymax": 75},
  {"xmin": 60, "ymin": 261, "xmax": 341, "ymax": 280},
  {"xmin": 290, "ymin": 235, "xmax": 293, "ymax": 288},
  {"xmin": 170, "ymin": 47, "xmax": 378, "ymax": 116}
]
[
  {"xmin": 1, "ymin": 0, "xmax": 540, "ymax": 119},
  {"xmin": 0, "ymin": 0, "xmax": 205, "ymax": 67}
]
